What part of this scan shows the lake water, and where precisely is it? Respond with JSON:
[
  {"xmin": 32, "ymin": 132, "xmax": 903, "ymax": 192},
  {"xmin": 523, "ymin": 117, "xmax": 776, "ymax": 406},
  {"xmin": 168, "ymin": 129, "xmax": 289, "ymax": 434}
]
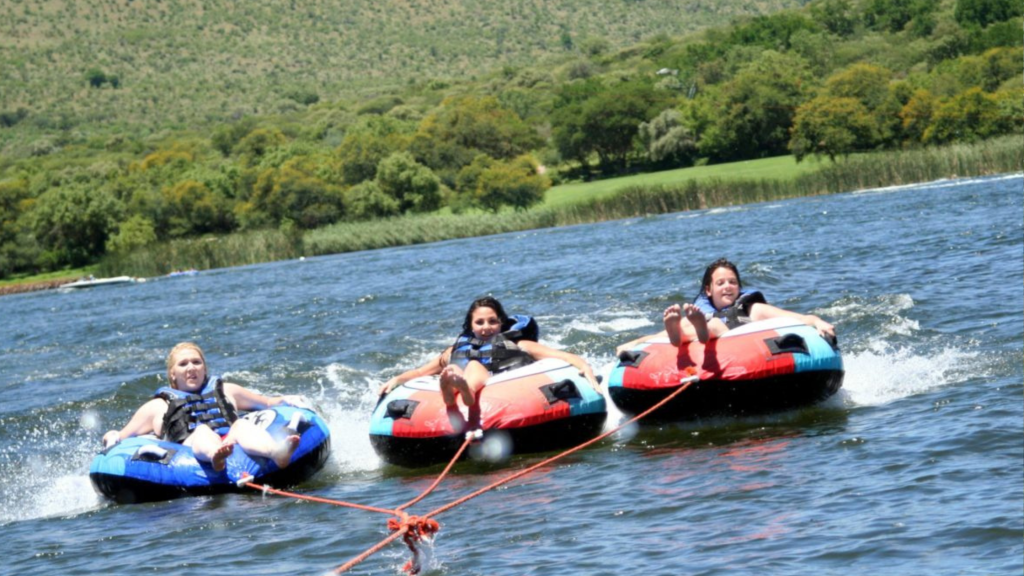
[{"xmin": 1, "ymin": 173, "xmax": 1021, "ymax": 575}]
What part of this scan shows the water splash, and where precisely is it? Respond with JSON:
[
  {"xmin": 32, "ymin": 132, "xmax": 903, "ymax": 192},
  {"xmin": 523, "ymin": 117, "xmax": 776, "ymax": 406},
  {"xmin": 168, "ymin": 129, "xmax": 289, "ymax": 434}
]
[
  {"xmin": 834, "ymin": 341, "xmax": 978, "ymax": 407},
  {"xmin": 0, "ymin": 438, "xmax": 102, "ymax": 523},
  {"xmin": 319, "ymin": 363, "xmax": 385, "ymax": 473}
]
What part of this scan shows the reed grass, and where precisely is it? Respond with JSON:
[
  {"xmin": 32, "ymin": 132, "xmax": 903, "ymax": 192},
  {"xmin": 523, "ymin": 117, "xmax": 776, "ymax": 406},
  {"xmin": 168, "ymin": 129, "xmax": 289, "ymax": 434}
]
[
  {"xmin": 98, "ymin": 229, "xmax": 299, "ymax": 278},
  {"xmin": 101, "ymin": 137, "xmax": 1022, "ymax": 276}
]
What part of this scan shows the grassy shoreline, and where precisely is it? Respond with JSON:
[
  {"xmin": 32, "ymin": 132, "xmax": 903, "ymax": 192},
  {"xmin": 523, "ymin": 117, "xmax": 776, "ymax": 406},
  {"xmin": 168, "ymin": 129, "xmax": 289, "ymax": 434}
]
[{"xmin": 7, "ymin": 137, "xmax": 1021, "ymax": 292}]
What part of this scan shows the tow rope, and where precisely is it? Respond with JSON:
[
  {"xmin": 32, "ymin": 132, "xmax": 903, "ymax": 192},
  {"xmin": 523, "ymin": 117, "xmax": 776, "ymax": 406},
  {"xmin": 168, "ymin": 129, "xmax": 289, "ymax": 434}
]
[{"xmin": 241, "ymin": 370, "xmax": 699, "ymax": 573}]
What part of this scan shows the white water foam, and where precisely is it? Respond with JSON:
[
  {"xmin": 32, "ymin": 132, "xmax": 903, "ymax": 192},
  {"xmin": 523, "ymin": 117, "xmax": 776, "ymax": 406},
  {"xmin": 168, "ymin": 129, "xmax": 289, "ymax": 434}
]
[
  {"xmin": 821, "ymin": 293, "xmax": 920, "ymax": 337},
  {"xmin": 850, "ymin": 172, "xmax": 1023, "ymax": 197},
  {"xmin": 0, "ymin": 443, "xmax": 104, "ymax": 523},
  {"xmin": 830, "ymin": 342, "xmax": 978, "ymax": 408},
  {"xmin": 319, "ymin": 363, "xmax": 385, "ymax": 474}
]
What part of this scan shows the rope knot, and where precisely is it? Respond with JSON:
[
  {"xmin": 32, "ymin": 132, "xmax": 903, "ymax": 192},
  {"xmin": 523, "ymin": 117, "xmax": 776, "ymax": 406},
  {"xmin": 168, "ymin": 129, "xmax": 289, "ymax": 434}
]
[
  {"xmin": 388, "ymin": 514, "xmax": 440, "ymax": 575},
  {"xmin": 389, "ymin": 515, "xmax": 439, "ymax": 540}
]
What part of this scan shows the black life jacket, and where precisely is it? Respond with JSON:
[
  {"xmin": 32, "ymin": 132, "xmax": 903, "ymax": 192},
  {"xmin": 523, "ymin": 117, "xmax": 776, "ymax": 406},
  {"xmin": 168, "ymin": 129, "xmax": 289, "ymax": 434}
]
[
  {"xmin": 447, "ymin": 314, "xmax": 538, "ymax": 375},
  {"xmin": 710, "ymin": 291, "xmax": 767, "ymax": 330},
  {"xmin": 155, "ymin": 376, "xmax": 239, "ymax": 444}
]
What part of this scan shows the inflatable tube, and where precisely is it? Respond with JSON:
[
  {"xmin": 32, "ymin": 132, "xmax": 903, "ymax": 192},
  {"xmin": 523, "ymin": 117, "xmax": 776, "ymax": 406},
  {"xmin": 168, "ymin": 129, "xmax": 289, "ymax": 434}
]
[
  {"xmin": 608, "ymin": 318, "xmax": 843, "ymax": 421},
  {"xmin": 370, "ymin": 358, "xmax": 607, "ymax": 467},
  {"xmin": 90, "ymin": 406, "xmax": 331, "ymax": 504}
]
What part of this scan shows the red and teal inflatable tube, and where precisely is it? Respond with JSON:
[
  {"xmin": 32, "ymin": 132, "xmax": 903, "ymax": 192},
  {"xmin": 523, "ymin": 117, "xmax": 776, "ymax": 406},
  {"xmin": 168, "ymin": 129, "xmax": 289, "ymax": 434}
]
[
  {"xmin": 608, "ymin": 318, "xmax": 843, "ymax": 421},
  {"xmin": 370, "ymin": 358, "xmax": 606, "ymax": 467}
]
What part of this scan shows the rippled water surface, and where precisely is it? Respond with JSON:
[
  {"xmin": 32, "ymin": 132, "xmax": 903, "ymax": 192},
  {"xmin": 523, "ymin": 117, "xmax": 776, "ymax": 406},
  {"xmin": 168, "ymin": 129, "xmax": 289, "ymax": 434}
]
[{"xmin": 2, "ymin": 174, "xmax": 1021, "ymax": 575}]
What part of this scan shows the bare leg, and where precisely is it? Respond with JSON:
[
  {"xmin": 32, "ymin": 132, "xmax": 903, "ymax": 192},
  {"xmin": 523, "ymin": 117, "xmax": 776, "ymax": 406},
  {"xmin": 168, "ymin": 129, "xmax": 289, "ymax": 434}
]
[
  {"xmin": 271, "ymin": 435, "xmax": 301, "ymax": 468},
  {"xmin": 440, "ymin": 362, "xmax": 488, "ymax": 407},
  {"xmin": 682, "ymin": 303, "xmax": 711, "ymax": 343},
  {"xmin": 185, "ymin": 425, "xmax": 234, "ymax": 471},
  {"xmin": 210, "ymin": 442, "xmax": 234, "ymax": 472},
  {"xmin": 440, "ymin": 365, "xmax": 474, "ymax": 407},
  {"xmin": 663, "ymin": 304, "xmax": 683, "ymax": 346},
  {"xmin": 223, "ymin": 419, "xmax": 299, "ymax": 469}
]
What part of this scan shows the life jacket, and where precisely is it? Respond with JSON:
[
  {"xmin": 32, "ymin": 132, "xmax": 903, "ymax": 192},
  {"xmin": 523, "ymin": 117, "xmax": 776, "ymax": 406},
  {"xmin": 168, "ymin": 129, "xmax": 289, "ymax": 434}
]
[
  {"xmin": 155, "ymin": 376, "xmax": 239, "ymax": 444},
  {"xmin": 693, "ymin": 290, "xmax": 767, "ymax": 330},
  {"xmin": 447, "ymin": 314, "xmax": 538, "ymax": 374}
]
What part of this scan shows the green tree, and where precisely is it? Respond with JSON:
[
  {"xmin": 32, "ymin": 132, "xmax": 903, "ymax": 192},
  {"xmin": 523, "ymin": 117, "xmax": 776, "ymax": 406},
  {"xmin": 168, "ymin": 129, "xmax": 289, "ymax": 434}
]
[
  {"xmin": 863, "ymin": 0, "xmax": 914, "ymax": 32},
  {"xmin": 162, "ymin": 180, "xmax": 235, "ymax": 237},
  {"xmin": 248, "ymin": 158, "xmax": 346, "ymax": 229},
  {"xmin": 455, "ymin": 154, "xmax": 496, "ymax": 195},
  {"xmin": 899, "ymin": 89, "xmax": 937, "ymax": 143},
  {"xmin": 923, "ymin": 87, "xmax": 1001, "ymax": 143},
  {"xmin": 474, "ymin": 156, "xmax": 549, "ymax": 212},
  {"xmin": 31, "ymin": 184, "xmax": 124, "ymax": 268},
  {"xmin": 105, "ymin": 214, "xmax": 158, "ymax": 255},
  {"xmin": 550, "ymin": 78, "xmax": 605, "ymax": 171},
  {"xmin": 552, "ymin": 79, "xmax": 666, "ymax": 173},
  {"xmin": 638, "ymin": 109, "xmax": 697, "ymax": 167},
  {"xmin": 415, "ymin": 95, "xmax": 541, "ymax": 163},
  {"xmin": 824, "ymin": 63, "xmax": 899, "ymax": 144},
  {"xmin": 0, "ymin": 178, "xmax": 38, "ymax": 276},
  {"xmin": 810, "ymin": 0, "xmax": 857, "ymax": 37},
  {"xmin": 375, "ymin": 152, "xmax": 442, "ymax": 214},
  {"xmin": 993, "ymin": 87, "xmax": 1024, "ymax": 133},
  {"xmin": 234, "ymin": 128, "xmax": 288, "ymax": 167},
  {"xmin": 345, "ymin": 180, "xmax": 401, "ymax": 220},
  {"xmin": 824, "ymin": 63, "xmax": 892, "ymax": 110},
  {"xmin": 457, "ymin": 155, "xmax": 549, "ymax": 212},
  {"xmin": 790, "ymin": 95, "xmax": 879, "ymax": 161},
  {"xmin": 85, "ymin": 68, "xmax": 108, "ymax": 88},
  {"xmin": 336, "ymin": 132, "xmax": 402, "ymax": 185},
  {"xmin": 954, "ymin": 0, "xmax": 1023, "ymax": 28},
  {"xmin": 697, "ymin": 51, "xmax": 813, "ymax": 161},
  {"xmin": 211, "ymin": 118, "xmax": 259, "ymax": 157},
  {"xmin": 727, "ymin": 12, "xmax": 820, "ymax": 50}
]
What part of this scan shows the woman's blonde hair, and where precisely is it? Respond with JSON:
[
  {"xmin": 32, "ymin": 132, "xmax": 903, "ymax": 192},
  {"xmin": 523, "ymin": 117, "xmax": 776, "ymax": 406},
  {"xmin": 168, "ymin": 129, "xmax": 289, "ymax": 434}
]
[{"xmin": 166, "ymin": 342, "xmax": 207, "ymax": 389}]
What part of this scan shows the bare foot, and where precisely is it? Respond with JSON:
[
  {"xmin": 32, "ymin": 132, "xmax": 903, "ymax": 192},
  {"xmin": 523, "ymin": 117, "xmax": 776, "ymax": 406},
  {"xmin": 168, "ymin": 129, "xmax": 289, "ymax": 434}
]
[
  {"xmin": 211, "ymin": 441, "xmax": 234, "ymax": 472},
  {"xmin": 683, "ymin": 303, "xmax": 710, "ymax": 343},
  {"xmin": 440, "ymin": 366, "xmax": 475, "ymax": 408},
  {"xmin": 272, "ymin": 435, "xmax": 300, "ymax": 469}
]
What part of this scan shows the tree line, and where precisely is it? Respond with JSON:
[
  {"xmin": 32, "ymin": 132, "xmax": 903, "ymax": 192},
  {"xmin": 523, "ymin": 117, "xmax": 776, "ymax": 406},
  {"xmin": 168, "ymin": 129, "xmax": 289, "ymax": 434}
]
[{"xmin": 0, "ymin": 0, "xmax": 1020, "ymax": 278}]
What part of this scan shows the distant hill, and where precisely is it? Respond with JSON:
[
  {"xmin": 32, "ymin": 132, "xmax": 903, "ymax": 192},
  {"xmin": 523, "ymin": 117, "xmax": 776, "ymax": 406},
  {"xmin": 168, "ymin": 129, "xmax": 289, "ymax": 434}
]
[{"xmin": 0, "ymin": 0, "xmax": 804, "ymax": 151}]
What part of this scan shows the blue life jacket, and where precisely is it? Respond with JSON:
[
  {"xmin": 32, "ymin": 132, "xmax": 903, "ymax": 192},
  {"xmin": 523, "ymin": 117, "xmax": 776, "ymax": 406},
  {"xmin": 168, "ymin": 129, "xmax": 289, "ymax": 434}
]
[
  {"xmin": 448, "ymin": 314, "xmax": 538, "ymax": 374},
  {"xmin": 693, "ymin": 290, "xmax": 767, "ymax": 330},
  {"xmin": 155, "ymin": 376, "xmax": 238, "ymax": 444}
]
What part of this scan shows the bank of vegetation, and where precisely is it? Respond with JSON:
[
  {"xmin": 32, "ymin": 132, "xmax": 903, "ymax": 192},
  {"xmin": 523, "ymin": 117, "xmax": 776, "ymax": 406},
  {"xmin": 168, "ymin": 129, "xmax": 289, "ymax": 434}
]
[
  {"xmin": 98, "ymin": 136, "xmax": 1021, "ymax": 278},
  {"xmin": 1, "ymin": 0, "xmax": 1021, "ymax": 280}
]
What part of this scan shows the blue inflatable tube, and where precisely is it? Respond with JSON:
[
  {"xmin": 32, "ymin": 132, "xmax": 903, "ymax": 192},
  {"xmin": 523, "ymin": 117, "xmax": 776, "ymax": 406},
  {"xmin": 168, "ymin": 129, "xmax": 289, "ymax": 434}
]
[{"xmin": 90, "ymin": 406, "xmax": 331, "ymax": 504}]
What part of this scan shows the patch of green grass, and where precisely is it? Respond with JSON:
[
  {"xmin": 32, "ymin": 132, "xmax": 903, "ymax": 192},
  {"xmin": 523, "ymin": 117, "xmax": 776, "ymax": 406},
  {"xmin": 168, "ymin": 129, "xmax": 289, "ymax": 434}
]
[
  {"xmin": 0, "ymin": 265, "xmax": 98, "ymax": 287},
  {"xmin": 543, "ymin": 155, "xmax": 832, "ymax": 207}
]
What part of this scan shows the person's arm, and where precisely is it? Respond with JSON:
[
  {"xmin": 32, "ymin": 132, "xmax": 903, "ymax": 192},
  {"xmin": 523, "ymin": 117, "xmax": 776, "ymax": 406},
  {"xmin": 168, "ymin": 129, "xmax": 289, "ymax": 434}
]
[
  {"xmin": 102, "ymin": 398, "xmax": 166, "ymax": 447},
  {"xmin": 223, "ymin": 382, "xmax": 308, "ymax": 411},
  {"xmin": 517, "ymin": 340, "xmax": 602, "ymax": 393},
  {"xmin": 379, "ymin": 349, "xmax": 450, "ymax": 395},
  {"xmin": 615, "ymin": 331, "xmax": 666, "ymax": 354},
  {"xmin": 748, "ymin": 302, "xmax": 835, "ymax": 339}
]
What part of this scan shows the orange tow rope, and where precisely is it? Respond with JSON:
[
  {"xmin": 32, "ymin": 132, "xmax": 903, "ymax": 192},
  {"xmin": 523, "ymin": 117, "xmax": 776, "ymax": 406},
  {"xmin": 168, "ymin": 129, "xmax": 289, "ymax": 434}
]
[{"xmin": 242, "ymin": 371, "xmax": 698, "ymax": 574}]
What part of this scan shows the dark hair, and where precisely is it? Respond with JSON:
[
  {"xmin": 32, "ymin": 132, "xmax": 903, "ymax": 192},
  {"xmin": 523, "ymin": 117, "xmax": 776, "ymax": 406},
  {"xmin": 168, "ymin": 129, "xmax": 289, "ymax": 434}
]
[
  {"xmin": 462, "ymin": 296, "xmax": 511, "ymax": 334},
  {"xmin": 699, "ymin": 258, "xmax": 742, "ymax": 296}
]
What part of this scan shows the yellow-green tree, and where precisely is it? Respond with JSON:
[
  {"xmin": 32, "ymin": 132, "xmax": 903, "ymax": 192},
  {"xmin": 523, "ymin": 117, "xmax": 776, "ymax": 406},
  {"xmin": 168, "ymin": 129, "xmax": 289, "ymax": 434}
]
[
  {"xmin": 247, "ymin": 157, "xmax": 346, "ymax": 229},
  {"xmin": 162, "ymin": 180, "xmax": 235, "ymax": 237},
  {"xmin": 923, "ymin": 87, "xmax": 1002, "ymax": 143},
  {"xmin": 375, "ymin": 152, "xmax": 442, "ymax": 214},
  {"xmin": 459, "ymin": 155, "xmax": 549, "ymax": 212},
  {"xmin": 790, "ymin": 96, "xmax": 878, "ymax": 161},
  {"xmin": 105, "ymin": 214, "xmax": 158, "ymax": 255}
]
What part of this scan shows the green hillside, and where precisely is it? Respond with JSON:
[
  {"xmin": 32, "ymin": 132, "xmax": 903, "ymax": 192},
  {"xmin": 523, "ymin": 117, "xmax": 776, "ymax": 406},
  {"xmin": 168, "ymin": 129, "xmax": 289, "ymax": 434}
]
[
  {"xmin": 0, "ymin": 0, "xmax": 1020, "ymax": 281},
  {"xmin": 0, "ymin": 0, "xmax": 804, "ymax": 151}
]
